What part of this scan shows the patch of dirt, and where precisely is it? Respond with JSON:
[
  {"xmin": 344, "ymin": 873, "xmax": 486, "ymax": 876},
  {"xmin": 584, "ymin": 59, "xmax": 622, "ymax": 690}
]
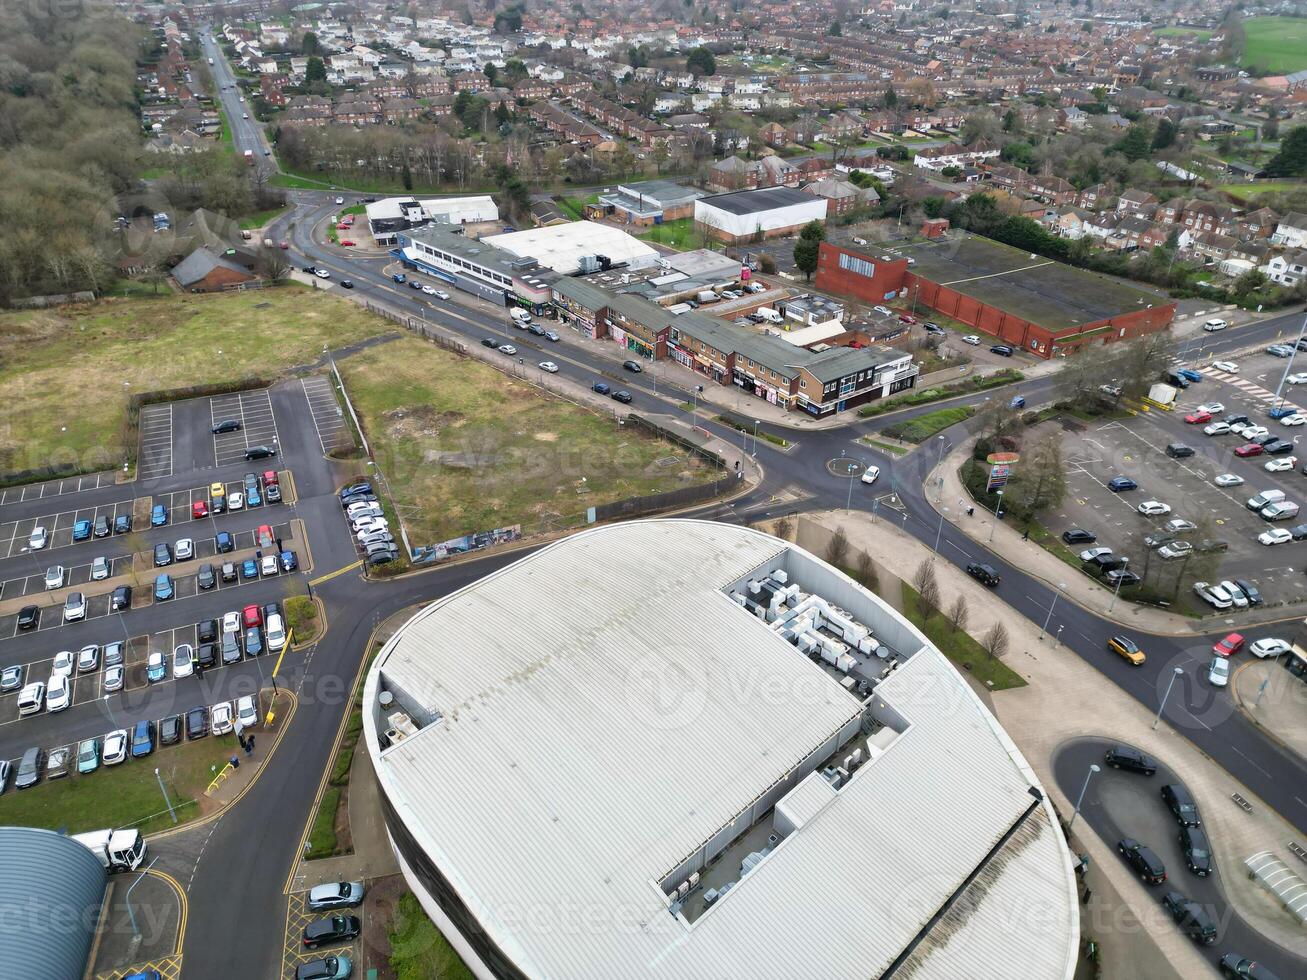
[
  {"xmin": 533, "ymin": 431, "xmax": 559, "ymax": 442},
  {"xmin": 0, "ymin": 311, "xmax": 72, "ymax": 352},
  {"xmin": 334, "ymin": 784, "xmax": 354, "ymax": 855},
  {"xmin": 359, "ymin": 873, "xmax": 405, "ymax": 980},
  {"xmin": 382, "ymin": 405, "xmax": 463, "ymax": 442}
]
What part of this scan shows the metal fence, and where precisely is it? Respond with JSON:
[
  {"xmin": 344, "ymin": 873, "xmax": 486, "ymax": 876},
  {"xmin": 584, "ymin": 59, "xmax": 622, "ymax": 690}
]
[
  {"xmin": 593, "ymin": 477, "xmax": 737, "ymax": 522},
  {"xmin": 364, "ymin": 301, "xmax": 468, "ymax": 357}
]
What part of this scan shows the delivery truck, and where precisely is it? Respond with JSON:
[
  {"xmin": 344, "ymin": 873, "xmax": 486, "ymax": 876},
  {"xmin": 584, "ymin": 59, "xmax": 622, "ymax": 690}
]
[
  {"xmin": 243, "ymin": 149, "xmax": 254, "ymax": 165},
  {"xmin": 72, "ymin": 828, "xmax": 147, "ymax": 872}
]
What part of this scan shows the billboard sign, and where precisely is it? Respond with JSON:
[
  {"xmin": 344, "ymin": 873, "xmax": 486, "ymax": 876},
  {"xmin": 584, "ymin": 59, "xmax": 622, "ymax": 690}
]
[{"xmin": 986, "ymin": 463, "xmax": 1011, "ymax": 492}]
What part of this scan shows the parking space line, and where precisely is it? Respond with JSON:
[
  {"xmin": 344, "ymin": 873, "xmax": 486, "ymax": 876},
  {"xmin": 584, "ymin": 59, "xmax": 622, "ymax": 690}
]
[{"xmin": 300, "ymin": 376, "xmax": 347, "ymax": 454}]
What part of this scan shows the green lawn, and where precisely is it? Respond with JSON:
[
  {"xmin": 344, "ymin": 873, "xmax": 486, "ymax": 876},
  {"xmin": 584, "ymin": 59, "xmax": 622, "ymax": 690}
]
[
  {"xmin": 880, "ymin": 406, "xmax": 976, "ymax": 442},
  {"xmin": 239, "ymin": 204, "xmax": 290, "ymax": 230},
  {"xmin": 0, "ymin": 735, "xmax": 242, "ymax": 836},
  {"xmin": 900, "ymin": 584, "xmax": 1026, "ymax": 691},
  {"xmin": 271, "ymin": 161, "xmax": 494, "ymax": 196},
  {"xmin": 1218, "ymin": 180, "xmax": 1307, "ymax": 201},
  {"xmin": 390, "ymin": 892, "xmax": 475, "ymax": 980},
  {"xmin": 339, "ymin": 335, "xmax": 720, "ymax": 544},
  {"xmin": 1154, "ymin": 26, "xmax": 1213, "ymax": 40},
  {"xmin": 636, "ymin": 217, "xmax": 706, "ymax": 250},
  {"xmin": 1243, "ymin": 16, "xmax": 1307, "ymax": 73},
  {"xmin": 862, "ymin": 438, "xmax": 910, "ymax": 456},
  {"xmin": 0, "ymin": 288, "xmax": 392, "ymax": 478}
]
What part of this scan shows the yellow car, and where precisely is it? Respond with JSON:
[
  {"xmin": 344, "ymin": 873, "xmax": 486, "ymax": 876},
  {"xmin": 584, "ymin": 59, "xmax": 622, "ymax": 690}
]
[
  {"xmin": 209, "ymin": 481, "xmax": 225, "ymax": 499},
  {"xmin": 1108, "ymin": 635, "xmax": 1145, "ymax": 666}
]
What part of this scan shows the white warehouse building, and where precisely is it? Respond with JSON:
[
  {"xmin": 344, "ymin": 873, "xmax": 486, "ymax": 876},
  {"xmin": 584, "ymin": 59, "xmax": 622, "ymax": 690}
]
[
  {"xmin": 366, "ymin": 195, "xmax": 499, "ymax": 247},
  {"xmin": 694, "ymin": 186, "xmax": 828, "ymax": 244},
  {"xmin": 363, "ymin": 520, "xmax": 1079, "ymax": 980},
  {"xmin": 484, "ymin": 220, "xmax": 660, "ymax": 275}
]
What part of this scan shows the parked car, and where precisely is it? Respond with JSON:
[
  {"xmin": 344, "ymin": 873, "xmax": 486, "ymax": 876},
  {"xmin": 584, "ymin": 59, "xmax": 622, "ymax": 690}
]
[
  {"xmin": 307, "ymin": 881, "xmax": 366, "ymax": 911},
  {"xmin": 1193, "ymin": 581, "xmax": 1233, "ymax": 610},
  {"xmin": 103, "ymin": 664, "xmax": 124, "ymax": 692},
  {"xmin": 16, "ymin": 682, "xmax": 45, "ymax": 717},
  {"xmin": 77, "ymin": 644, "xmax": 99, "ymax": 673},
  {"xmin": 295, "ymin": 957, "xmax": 353, "ymax": 980},
  {"xmin": 244, "ymin": 445, "xmax": 276, "ymax": 460},
  {"xmin": 28, "ymin": 526, "xmax": 48, "ymax": 549},
  {"xmin": 77, "ymin": 738, "xmax": 101, "ymax": 774},
  {"xmin": 211, "ymin": 701, "xmax": 234, "ymax": 735},
  {"xmin": 151, "ymin": 504, "xmax": 168, "ymax": 526},
  {"xmin": 14, "ymin": 747, "xmax": 45, "ymax": 789},
  {"xmin": 186, "ymin": 706, "xmax": 210, "ymax": 740},
  {"xmin": 302, "ymin": 915, "xmax": 362, "ymax": 950},
  {"xmin": 72, "ymin": 519, "xmax": 91, "ymax": 541},
  {"xmin": 130, "ymin": 719, "xmax": 156, "ymax": 758},
  {"xmin": 154, "ymin": 574, "xmax": 174, "ymax": 601},
  {"xmin": 1104, "ymin": 744, "xmax": 1157, "ymax": 775},
  {"xmin": 45, "ymin": 674, "xmax": 70, "ymax": 712},
  {"xmin": 1107, "ymin": 476, "xmax": 1137, "ymax": 492},
  {"xmin": 1117, "ymin": 838, "xmax": 1167, "ymax": 884},
  {"xmin": 1137, "ymin": 500, "xmax": 1172, "ymax": 516},
  {"xmin": 63, "ymin": 592, "xmax": 86, "ymax": 622},
  {"xmin": 93, "ymin": 515, "xmax": 111, "ymax": 538},
  {"xmin": 1061, "ymin": 528, "xmax": 1096, "ymax": 544},
  {"xmin": 1161, "ymin": 890, "xmax": 1218, "ymax": 945}
]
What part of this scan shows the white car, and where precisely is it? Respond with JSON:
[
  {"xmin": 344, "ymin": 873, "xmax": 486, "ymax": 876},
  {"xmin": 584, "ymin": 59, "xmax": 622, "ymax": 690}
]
[
  {"xmin": 236, "ymin": 695, "xmax": 258, "ymax": 730},
  {"xmin": 873, "ymin": 305, "xmax": 893, "ymax": 317},
  {"xmin": 175, "ymin": 538, "xmax": 194, "ymax": 560},
  {"xmin": 1250, "ymin": 637, "xmax": 1290, "ymax": 659},
  {"xmin": 222, "ymin": 610, "xmax": 242, "ymax": 636},
  {"xmin": 961, "ymin": 335, "xmax": 981, "ymax": 346},
  {"xmin": 1163, "ymin": 518, "xmax": 1197, "ymax": 532},
  {"xmin": 16, "ymin": 681, "xmax": 45, "ymax": 716},
  {"xmin": 1208, "ymin": 655, "xmax": 1230, "ymax": 688},
  {"xmin": 44, "ymin": 566, "xmax": 65, "ymax": 590},
  {"xmin": 266, "ymin": 613, "xmax": 286, "ymax": 652},
  {"xmin": 1281, "ymin": 413, "xmax": 1306, "ymax": 426},
  {"xmin": 1203, "ymin": 318, "xmax": 1228, "ymax": 332},
  {"xmin": 334, "ymin": 196, "xmax": 345, "ymax": 205},
  {"xmin": 51, "ymin": 650, "xmax": 74, "ymax": 678},
  {"xmin": 498, "ymin": 344, "xmax": 517, "ymax": 355},
  {"xmin": 63, "ymin": 592, "xmax": 86, "ymax": 622},
  {"xmin": 1203, "ymin": 421, "xmax": 1231, "ymax": 436},
  {"xmin": 260, "ymin": 554, "xmax": 279, "ymax": 576},
  {"xmin": 211, "ymin": 701, "xmax": 234, "ymax": 734},
  {"xmin": 91, "ymin": 556, "xmax": 110, "ymax": 580},
  {"xmin": 228, "ymin": 491, "xmax": 244, "ymax": 510},
  {"xmin": 1197, "ymin": 402, "xmax": 1225, "ymax": 414},
  {"xmin": 1079, "ymin": 546, "xmax": 1112, "ymax": 562},
  {"xmin": 1193, "ymin": 581, "xmax": 1233, "ymax": 609},
  {"xmin": 434, "ymin": 290, "xmax": 450, "ymax": 300},
  {"xmin": 1233, "ymin": 423, "xmax": 1268, "ymax": 439},
  {"xmin": 860, "ymin": 465, "xmax": 881, "ymax": 485},
  {"xmin": 1214, "ymin": 473, "xmax": 1244, "ymax": 487},
  {"xmin": 45, "ymin": 674, "xmax": 70, "ymax": 712},
  {"xmin": 422, "ymin": 285, "xmax": 436, "ymax": 295},
  {"xmin": 346, "ymin": 502, "xmax": 383, "ymax": 520},
  {"xmin": 174, "ymin": 643, "xmax": 195, "ymax": 678},
  {"xmin": 1137, "ymin": 500, "xmax": 1171, "ymax": 516},
  {"xmin": 1212, "ymin": 361, "xmax": 1238, "ymax": 373},
  {"xmin": 539, "ymin": 361, "xmax": 559, "ymax": 373},
  {"xmin": 103, "ymin": 664, "xmax": 124, "ymax": 693},
  {"xmin": 1258, "ymin": 528, "xmax": 1293, "ymax": 545},
  {"xmin": 76, "ymin": 644, "xmax": 98, "ymax": 673},
  {"xmin": 354, "ymin": 518, "xmax": 388, "ymax": 538},
  {"xmin": 350, "ymin": 513, "xmax": 385, "ymax": 532},
  {"xmin": 28, "ymin": 526, "xmax": 48, "ymax": 550},
  {"xmin": 102, "ymin": 729, "xmax": 128, "ymax": 766},
  {"xmin": 1265, "ymin": 456, "xmax": 1298, "ymax": 472},
  {"xmin": 1218, "ymin": 580, "xmax": 1249, "ymax": 608},
  {"xmin": 314, "ymin": 268, "xmax": 331, "ymax": 279},
  {"xmin": 1287, "ymin": 373, "xmax": 1307, "ymax": 385}
]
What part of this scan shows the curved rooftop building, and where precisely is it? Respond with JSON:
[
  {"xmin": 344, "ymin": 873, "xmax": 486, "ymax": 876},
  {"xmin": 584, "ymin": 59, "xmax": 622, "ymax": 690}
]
[{"xmin": 363, "ymin": 520, "xmax": 1079, "ymax": 980}]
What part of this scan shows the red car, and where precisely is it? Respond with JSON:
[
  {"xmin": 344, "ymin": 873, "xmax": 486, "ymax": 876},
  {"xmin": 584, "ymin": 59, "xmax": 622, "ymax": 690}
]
[
  {"xmin": 340, "ymin": 240, "xmax": 356, "ymax": 247},
  {"xmin": 278, "ymin": 240, "xmax": 289, "ymax": 250},
  {"xmin": 1184, "ymin": 411, "xmax": 1212, "ymax": 425},
  {"xmin": 192, "ymin": 500, "xmax": 208, "ymax": 519},
  {"xmin": 1213, "ymin": 632, "xmax": 1245, "ymax": 658},
  {"xmin": 262, "ymin": 469, "xmax": 279, "ymax": 487},
  {"xmin": 1234, "ymin": 443, "xmax": 1264, "ymax": 457},
  {"xmin": 257, "ymin": 524, "xmax": 274, "ymax": 549},
  {"xmin": 242, "ymin": 604, "xmax": 263, "ymax": 628},
  {"xmin": 336, "ymin": 222, "xmax": 351, "ymax": 230},
  {"xmin": 898, "ymin": 313, "xmax": 917, "ymax": 324}
]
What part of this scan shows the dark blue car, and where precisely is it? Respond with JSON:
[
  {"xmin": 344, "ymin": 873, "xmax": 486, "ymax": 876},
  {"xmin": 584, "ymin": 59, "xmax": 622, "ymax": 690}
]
[
  {"xmin": 1268, "ymin": 405, "xmax": 1297, "ymax": 419},
  {"xmin": 72, "ymin": 519, "xmax": 92, "ymax": 542},
  {"xmin": 154, "ymin": 574, "xmax": 174, "ymax": 601},
  {"xmin": 280, "ymin": 550, "xmax": 299, "ymax": 572},
  {"xmin": 130, "ymin": 719, "xmax": 156, "ymax": 758},
  {"xmin": 1177, "ymin": 368, "xmax": 1203, "ymax": 383},
  {"xmin": 592, "ymin": 382, "xmax": 610, "ymax": 395},
  {"xmin": 151, "ymin": 504, "xmax": 168, "ymax": 527},
  {"xmin": 241, "ymin": 558, "xmax": 259, "ymax": 580},
  {"xmin": 1107, "ymin": 477, "xmax": 1138, "ymax": 492}
]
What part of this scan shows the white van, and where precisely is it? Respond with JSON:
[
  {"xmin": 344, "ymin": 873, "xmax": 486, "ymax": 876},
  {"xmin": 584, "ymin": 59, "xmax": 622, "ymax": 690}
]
[
  {"xmin": 1261, "ymin": 500, "xmax": 1299, "ymax": 522},
  {"xmin": 510, "ymin": 308, "xmax": 532, "ymax": 326},
  {"xmin": 755, "ymin": 307, "xmax": 783, "ymax": 323},
  {"xmin": 1203, "ymin": 318, "xmax": 1228, "ymax": 332},
  {"xmin": 266, "ymin": 613, "xmax": 286, "ymax": 653},
  {"xmin": 1247, "ymin": 489, "xmax": 1286, "ymax": 511}
]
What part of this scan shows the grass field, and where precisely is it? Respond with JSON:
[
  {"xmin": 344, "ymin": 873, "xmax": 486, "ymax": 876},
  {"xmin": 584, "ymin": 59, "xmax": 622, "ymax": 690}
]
[
  {"xmin": 389, "ymin": 892, "xmax": 475, "ymax": 980},
  {"xmin": 0, "ymin": 288, "xmax": 391, "ymax": 476},
  {"xmin": 0, "ymin": 735, "xmax": 241, "ymax": 836},
  {"xmin": 239, "ymin": 204, "xmax": 290, "ymax": 230},
  {"xmin": 1243, "ymin": 16, "xmax": 1307, "ymax": 73},
  {"xmin": 900, "ymin": 585, "xmax": 1026, "ymax": 691},
  {"xmin": 880, "ymin": 406, "xmax": 976, "ymax": 442},
  {"xmin": 1218, "ymin": 180, "xmax": 1307, "ymax": 201},
  {"xmin": 636, "ymin": 217, "xmax": 707, "ymax": 250},
  {"xmin": 1154, "ymin": 26, "xmax": 1213, "ymax": 40},
  {"xmin": 339, "ymin": 336, "xmax": 718, "ymax": 544}
]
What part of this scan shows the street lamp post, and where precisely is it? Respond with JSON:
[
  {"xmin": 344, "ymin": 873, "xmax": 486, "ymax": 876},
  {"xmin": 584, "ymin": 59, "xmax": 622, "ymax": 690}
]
[
  {"xmin": 1153, "ymin": 666, "xmax": 1185, "ymax": 730},
  {"xmin": 752, "ymin": 419, "xmax": 760, "ymax": 457},
  {"xmin": 988, "ymin": 489, "xmax": 1004, "ymax": 543},
  {"xmin": 1068, "ymin": 763, "xmax": 1100, "ymax": 830},
  {"xmin": 932, "ymin": 506, "xmax": 949, "ymax": 557},
  {"xmin": 1039, "ymin": 583, "xmax": 1067, "ymax": 639},
  {"xmin": 845, "ymin": 460, "xmax": 861, "ymax": 512},
  {"xmin": 1109, "ymin": 557, "xmax": 1130, "ymax": 613},
  {"xmin": 124, "ymin": 855, "xmax": 158, "ymax": 939},
  {"xmin": 1254, "ymin": 647, "xmax": 1289, "ymax": 707},
  {"xmin": 1271, "ymin": 313, "xmax": 1307, "ymax": 410},
  {"xmin": 155, "ymin": 767, "xmax": 177, "ymax": 824}
]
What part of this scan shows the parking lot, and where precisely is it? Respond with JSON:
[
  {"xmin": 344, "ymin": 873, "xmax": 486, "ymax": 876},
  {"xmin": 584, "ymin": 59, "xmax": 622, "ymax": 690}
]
[
  {"xmin": 300, "ymin": 375, "xmax": 350, "ymax": 454},
  {"xmin": 1047, "ymin": 344, "xmax": 1307, "ymax": 602},
  {"xmin": 281, "ymin": 890, "xmax": 364, "ymax": 980},
  {"xmin": 0, "ymin": 471, "xmax": 116, "ymax": 506},
  {"xmin": 211, "ymin": 389, "xmax": 281, "ymax": 466},
  {"xmin": 138, "ymin": 404, "xmax": 175, "ymax": 480}
]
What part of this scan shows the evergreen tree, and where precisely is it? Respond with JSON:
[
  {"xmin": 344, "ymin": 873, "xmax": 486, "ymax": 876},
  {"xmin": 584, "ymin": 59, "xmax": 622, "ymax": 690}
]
[
  {"xmin": 1267, "ymin": 126, "xmax": 1307, "ymax": 177},
  {"xmin": 793, "ymin": 220, "xmax": 826, "ymax": 281}
]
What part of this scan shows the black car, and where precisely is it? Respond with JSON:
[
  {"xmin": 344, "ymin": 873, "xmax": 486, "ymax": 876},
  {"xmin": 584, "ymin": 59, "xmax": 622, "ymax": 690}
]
[
  {"xmin": 110, "ymin": 585, "xmax": 132, "ymax": 612},
  {"xmin": 186, "ymin": 706, "xmax": 210, "ymax": 740},
  {"xmin": 1223, "ymin": 413, "xmax": 1251, "ymax": 426},
  {"xmin": 17, "ymin": 605, "xmax": 39, "ymax": 631},
  {"xmin": 481, "ymin": 337, "xmax": 497, "ymax": 348},
  {"xmin": 197, "ymin": 563, "xmax": 217, "ymax": 590},
  {"xmin": 1234, "ymin": 579, "xmax": 1263, "ymax": 606},
  {"xmin": 15, "ymin": 746, "xmax": 45, "ymax": 790},
  {"xmin": 1219, "ymin": 954, "xmax": 1281, "ymax": 979},
  {"xmin": 1164, "ymin": 443, "xmax": 1195, "ymax": 458},
  {"xmin": 965, "ymin": 562, "xmax": 1000, "ymax": 586},
  {"xmin": 1061, "ymin": 528, "xmax": 1096, "ymax": 545},
  {"xmin": 222, "ymin": 633, "xmax": 242, "ymax": 665},
  {"xmin": 528, "ymin": 323, "xmax": 546, "ymax": 337},
  {"xmin": 1118, "ymin": 838, "xmax": 1167, "ymax": 884},
  {"xmin": 1104, "ymin": 744, "xmax": 1157, "ymax": 775},
  {"xmin": 1161, "ymin": 784, "xmax": 1201, "ymax": 827},
  {"xmin": 160, "ymin": 714, "xmax": 183, "ymax": 746},
  {"xmin": 244, "ymin": 445, "xmax": 276, "ymax": 460},
  {"xmin": 366, "ymin": 549, "xmax": 398, "ymax": 567},
  {"xmin": 1179, "ymin": 825, "xmax": 1212, "ymax": 877},
  {"xmin": 611, "ymin": 390, "xmax": 633, "ymax": 404},
  {"xmin": 198, "ymin": 619, "xmax": 218, "ymax": 645},
  {"xmin": 302, "ymin": 914, "xmax": 361, "ymax": 949},
  {"xmin": 1105, "ymin": 569, "xmax": 1142, "ymax": 588},
  {"xmin": 196, "ymin": 643, "xmax": 218, "ymax": 671},
  {"xmin": 1264, "ymin": 439, "xmax": 1295, "ymax": 454},
  {"xmin": 215, "ymin": 531, "xmax": 234, "ymax": 553},
  {"xmin": 1161, "ymin": 890, "xmax": 1217, "ymax": 945},
  {"xmin": 93, "ymin": 515, "xmax": 111, "ymax": 538},
  {"xmin": 1088, "ymin": 553, "xmax": 1127, "ymax": 574},
  {"xmin": 103, "ymin": 641, "xmax": 124, "ymax": 668},
  {"xmin": 114, "ymin": 514, "xmax": 133, "ymax": 534},
  {"xmin": 220, "ymin": 562, "xmax": 238, "ymax": 583},
  {"xmin": 340, "ymin": 280, "xmax": 354, "ymax": 289},
  {"xmin": 990, "ymin": 344, "xmax": 1014, "ymax": 356},
  {"xmin": 1196, "ymin": 539, "xmax": 1230, "ymax": 554},
  {"xmin": 212, "ymin": 418, "xmax": 242, "ymax": 434},
  {"xmin": 622, "ymin": 359, "xmax": 643, "ymax": 373},
  {"xmin": 409, "ymin": 279, "xmax": 424, "ymax": 289},
  {"xmin": 154, "ymin": 542, "xmax": 173, "ymax": 567}
]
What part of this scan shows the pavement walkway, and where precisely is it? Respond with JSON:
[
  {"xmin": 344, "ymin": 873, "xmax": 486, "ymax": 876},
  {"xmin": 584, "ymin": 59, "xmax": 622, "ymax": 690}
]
[
  {"xmin": 787, "ymin": 510, "xmax": 1307, "ymax": 974},
  {"xmin": 1233, "ymin": 657, "xmax": 1307, "ymax": 761}
]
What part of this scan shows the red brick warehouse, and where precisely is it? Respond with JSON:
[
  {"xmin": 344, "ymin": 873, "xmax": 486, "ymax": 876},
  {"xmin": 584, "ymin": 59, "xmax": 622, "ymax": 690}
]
[{"xmin": 815, "ymin": 231, "xmax": 1176, "ymax": 358}]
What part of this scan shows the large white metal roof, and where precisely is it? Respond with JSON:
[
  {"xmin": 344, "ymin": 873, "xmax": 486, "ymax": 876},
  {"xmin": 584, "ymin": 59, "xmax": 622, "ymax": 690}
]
[
  {"xmin": 484, "ymin": 220, "xmax": 659, "ymax": 274},
  {"xmin": 365, "ymin": 521, "xmax": 1077, "ymax": 980}
]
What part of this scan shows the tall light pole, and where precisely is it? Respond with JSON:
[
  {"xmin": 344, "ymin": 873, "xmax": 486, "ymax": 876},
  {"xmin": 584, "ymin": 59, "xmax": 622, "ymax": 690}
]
[
  {"xmin": 124, "ymin": 856, "xmax": 159, "ymax": 939},
  {"xmin": 1108, "ymin": 557, "xmax": 1129, "ymax": 613},
  {"xmin": 988, "ymin": 489, "xmax": 1004, "ymax": 542},
  {"xmin": 1254, "ymin": 646, "xmax": 1289, "ymax": 707},
  {"xmin": 155, "ymin": 767, "xmax": 177, "ymax": 824},
  {"xmin": 1271, "ymin": 313, "xmax": 1307, "ymax": 410},
  {"xmin": 1154, "ymin": 666, "xmax": 1185, "ymax": 730},
  {"xmin": 932, "ymin": 506, "xmax": 949, "ymax": 557},
  {"xmin": 752, "ymin": 419, "xmax": 760, "ymax": 457},
  {"xmin": 1068, "ymin": 763, "xmax": 1100, "ymax": 830},
  {"xmin": 1039, "ymin": 582, "xmax": 1067, "ymax": 639}
]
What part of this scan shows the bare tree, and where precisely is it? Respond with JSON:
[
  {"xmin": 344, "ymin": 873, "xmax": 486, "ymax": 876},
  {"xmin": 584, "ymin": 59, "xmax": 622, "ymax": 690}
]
[
  {"xmin": 913, "ymin": 559, "xmax": 941, "ymax": 618},
  {"xmin": 825, "ymin": 526, "xmax": 850, "ymax": 568},
  {"xmin": 255, "ymin": 246, "xmax": 291, "ymax": 282},
  {"xmin": 855, "ymin": 550, "xmax": 879, "ymax": 594},
  {"xmin": 774, "ymin": 516, "xmax": 794, "ymax": 540},
  {"xmin": 947, "ymin": 594, "xmax": 970, "ymax": 633},
  {"xmin": 983, "ymin": 622, "xmax": 1010, "ymax": 660}
]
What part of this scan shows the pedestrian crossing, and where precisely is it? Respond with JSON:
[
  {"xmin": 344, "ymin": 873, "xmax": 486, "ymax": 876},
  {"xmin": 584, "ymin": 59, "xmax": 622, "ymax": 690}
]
[{"xmin": 1198, "ymin": 366, "xmax": 1304, "ymax": 413}]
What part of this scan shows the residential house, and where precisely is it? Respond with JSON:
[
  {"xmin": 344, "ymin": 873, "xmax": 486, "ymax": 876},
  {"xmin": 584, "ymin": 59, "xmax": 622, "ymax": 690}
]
[
  {"xmin": 171, "ymin": 247, "xmax": 258, "ymax": 292},
  {"xmin": 1266, "ymin": 250, "xmax": 1307, "ymax": 285},
  {"xmin": 803, "ymin": 178, "xmax": 878, "ymax": 216},
  {"xmin": 1116, "ymin": 189, "xmax": 1158, "ymax": 217},
  {"xmin": 1077, "ymin": 183, "xmax": 1111, "ymax": 211},
  {"xmin": 1272, "ymin": 213, "xmax": 1307, "ymax": 249}
]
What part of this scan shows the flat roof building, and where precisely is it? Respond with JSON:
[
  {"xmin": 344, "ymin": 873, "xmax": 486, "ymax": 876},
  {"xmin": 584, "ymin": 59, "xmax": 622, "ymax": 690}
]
[
  {"xmin": 485, "ymin": 221, "xmax": 660, "ymax": 275},
  {"xmin": 597, "ymin": 180, "xmax": 705, "ymax": 225},
  {"xmin": 364, "ymin": 521, "xmax": 1079, "ymax": 980},
  {"xmin": 398, "ymin": 226, "xmax": 553, "ymax": 309},
  {"xmin": 695, "ymin": 186, "xmax": 828, "ymax": 244},
  {"xmin": 366, "ymin": 195, "xmax": 499, "ymax": 246}
]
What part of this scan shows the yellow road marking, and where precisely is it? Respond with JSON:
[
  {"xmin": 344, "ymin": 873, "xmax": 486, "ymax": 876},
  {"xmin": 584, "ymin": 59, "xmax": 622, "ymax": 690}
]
[{"xmin": 309, "ymin": 560, "xmax": 361, "ymax": 586}]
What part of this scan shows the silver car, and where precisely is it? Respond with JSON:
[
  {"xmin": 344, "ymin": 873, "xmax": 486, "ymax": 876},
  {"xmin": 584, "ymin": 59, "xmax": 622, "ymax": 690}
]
[
  {"xmin": 102, "ymin": 664, "xmax": 125, "ymax": 693},
  {"xmin": 306, "ymin": 880, "xmax": 365, "ymax": 911},
  {"xmin": 91, "ymin": 556, "xmax": 110, "ymax": 580}
]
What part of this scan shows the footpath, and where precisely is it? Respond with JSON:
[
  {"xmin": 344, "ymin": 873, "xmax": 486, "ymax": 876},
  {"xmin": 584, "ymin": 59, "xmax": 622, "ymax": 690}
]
[{"xmin": 784, "ymin": 510, "xmax": 1307, "ymax": 977}]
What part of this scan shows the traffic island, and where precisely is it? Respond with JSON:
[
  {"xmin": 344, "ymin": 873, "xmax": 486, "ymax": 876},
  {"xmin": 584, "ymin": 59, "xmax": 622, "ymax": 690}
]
[{"xmin": 88, "ymin": 869, "xmax": 185, "ymax": 980}]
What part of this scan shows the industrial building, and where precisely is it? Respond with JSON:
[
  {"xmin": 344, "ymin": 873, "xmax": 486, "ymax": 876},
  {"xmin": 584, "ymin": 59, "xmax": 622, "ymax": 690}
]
[
  {"xmin": 595, "ymin": 180, "xmax": 706, "ymax": 226},
  {"xmin": 363, "ymin": 521, "xmax": 1079, "ymax": 980},
  {"xmin": 365, "ymin": 195, "xmax": 499, "ymax": 246},
  {"xmin": 694, "ymin": 187, "xmax": 828, "ymax": 244},
  {"xmin": 396, "ymin": 225, "xmax": 554, "ymax": 310},
  {"xmin": 484, "ymin": 221, "xmax": 660, "ymax": 275},
  {"xmin": 0, "ymin": 826, "xmax": 108, "ymax": 980},
  {"xmin": 816, "ymin": 231, "xmax": 1176, "ymax": 358}
]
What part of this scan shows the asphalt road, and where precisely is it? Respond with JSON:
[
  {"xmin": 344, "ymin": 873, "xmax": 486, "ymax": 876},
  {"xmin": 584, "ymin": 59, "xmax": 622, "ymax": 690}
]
[{"xmin": 1053, "ymin": 737, "xmax": 1306, "ymax": 979}]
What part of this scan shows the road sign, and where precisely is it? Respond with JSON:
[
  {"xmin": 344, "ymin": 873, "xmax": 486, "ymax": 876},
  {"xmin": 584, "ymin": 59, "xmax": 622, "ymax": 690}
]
[{"xmin": 987, "ymin": 462, "xmax": 1011, "ymax": 492}]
